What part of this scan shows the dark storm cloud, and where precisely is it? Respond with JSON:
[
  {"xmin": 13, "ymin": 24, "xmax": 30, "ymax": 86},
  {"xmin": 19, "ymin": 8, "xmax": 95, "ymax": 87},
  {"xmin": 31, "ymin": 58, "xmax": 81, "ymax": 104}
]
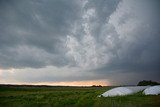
[
  {"xmin": 95, "ymin": 0, "xmax": 160, "ymax": 73},
  {"xmin": 84, "ymin": 0, "xmax": 120, "ymax": 40},
  {"xmin": 0, "ymin": 0, "xmax": 160, "ymax": 84},
  {"xmin": 0, "ymin": 0, "xmax": 81, "ymax": 69},
  {"xmin": 65, "ymin": 0, "xmax": 160, "ymax": 83}
]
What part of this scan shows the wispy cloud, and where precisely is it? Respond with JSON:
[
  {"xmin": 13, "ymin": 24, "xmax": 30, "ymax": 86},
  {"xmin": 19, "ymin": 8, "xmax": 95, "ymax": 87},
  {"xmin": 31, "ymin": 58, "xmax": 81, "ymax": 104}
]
[{"xmin": 0, "ymin": 0, "xmax": 160, "ymax": 85}]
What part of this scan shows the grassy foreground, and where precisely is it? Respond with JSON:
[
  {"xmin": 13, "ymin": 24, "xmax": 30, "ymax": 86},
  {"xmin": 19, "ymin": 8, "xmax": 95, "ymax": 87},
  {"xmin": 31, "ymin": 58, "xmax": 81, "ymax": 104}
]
[{"xmin": 0, "ymin": 85, "xmax": 160, "ymax": 107}]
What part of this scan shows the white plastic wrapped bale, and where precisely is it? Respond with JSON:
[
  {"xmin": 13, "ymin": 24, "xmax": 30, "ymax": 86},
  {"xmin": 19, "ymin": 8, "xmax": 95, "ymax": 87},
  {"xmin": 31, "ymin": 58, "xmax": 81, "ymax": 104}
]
[
  {"xmin": 127, "ymin": 86, "xmax": 150, "ymax": 93},
  {"xmin": 100, "ymin": 86, "xmax": 149, "ymax": 97},
  {"xmin": 100, "ymin": 87, "xmax": 133, "ymax": 97},
  {"xmin": 143, "ymin": 85, "xmax": 160, "ymax": 95}
]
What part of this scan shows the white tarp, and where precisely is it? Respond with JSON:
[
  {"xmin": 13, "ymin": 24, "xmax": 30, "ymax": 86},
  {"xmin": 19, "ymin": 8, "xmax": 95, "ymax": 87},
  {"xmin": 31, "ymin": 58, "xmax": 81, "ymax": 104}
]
[
  {"xmin": 143, "ymin": 85, "xmax": 160, "ymax": 95},
  {"xmin": 127, "ymin": 86, "xmax": 149, "ymax": 93},
  {"xmin": 100, "ymin": 87, "xmax": 133, "ymax": 97},
  {"xmin": 100, "ymin": 86, "xmax": 149, "ymax": 97}
]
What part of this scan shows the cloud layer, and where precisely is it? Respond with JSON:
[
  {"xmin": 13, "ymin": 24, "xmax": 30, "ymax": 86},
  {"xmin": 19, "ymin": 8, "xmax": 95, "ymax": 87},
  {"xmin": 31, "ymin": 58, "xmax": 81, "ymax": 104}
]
[
  {"xmin": 0, "ymin": 0, "xmax": 81, "ymax": 68},
  {"xmin": 0, "ymin": 0, "xmax": 160, "ymax": 85}
]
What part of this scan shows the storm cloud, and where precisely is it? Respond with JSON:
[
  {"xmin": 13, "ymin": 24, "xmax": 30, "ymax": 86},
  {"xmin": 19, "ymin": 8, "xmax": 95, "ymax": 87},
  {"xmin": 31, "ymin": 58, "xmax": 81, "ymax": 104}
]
[
  {"xmin": 0, "ymin": 0, "xmax": 81, "ymax": 68},
  {"xmin": 0, "ymin": 0, "xmax": 160, "ymax": 85}
]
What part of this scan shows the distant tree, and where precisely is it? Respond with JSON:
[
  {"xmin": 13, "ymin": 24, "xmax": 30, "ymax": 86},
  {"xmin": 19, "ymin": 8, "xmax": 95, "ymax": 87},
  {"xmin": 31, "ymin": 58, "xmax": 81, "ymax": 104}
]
[
  {"xmin": 137, "ymin": 80, "xmax": 160, "ymax": 86},
  {"xmin": 91, "ymin": 85, "xmax": 102, "ymax": 87},
  {"xmin": 98, "ymin": 85, "xmax": 102, "ymax": 87}
]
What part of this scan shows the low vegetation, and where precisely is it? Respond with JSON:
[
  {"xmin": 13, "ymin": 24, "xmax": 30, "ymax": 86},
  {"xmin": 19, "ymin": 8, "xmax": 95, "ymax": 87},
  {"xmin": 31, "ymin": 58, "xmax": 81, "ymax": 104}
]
[{"xmin": 0, "ymin": 85, "xmax": 160, "ymax": 107}]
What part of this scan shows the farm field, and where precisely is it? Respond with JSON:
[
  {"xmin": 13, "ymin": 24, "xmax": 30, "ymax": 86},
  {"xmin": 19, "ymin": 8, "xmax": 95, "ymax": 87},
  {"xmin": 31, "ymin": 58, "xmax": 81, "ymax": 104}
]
[{"xmin": 0, "ymin": 85, "xmax": 160, "ymax": 107}]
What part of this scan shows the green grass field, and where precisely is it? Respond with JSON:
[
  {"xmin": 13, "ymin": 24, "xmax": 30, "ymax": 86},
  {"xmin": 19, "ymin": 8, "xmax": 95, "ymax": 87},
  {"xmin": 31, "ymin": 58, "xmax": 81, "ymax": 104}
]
[{"xmin": 0, "ymin": 85, "xmax": 160, "ymax": 107}]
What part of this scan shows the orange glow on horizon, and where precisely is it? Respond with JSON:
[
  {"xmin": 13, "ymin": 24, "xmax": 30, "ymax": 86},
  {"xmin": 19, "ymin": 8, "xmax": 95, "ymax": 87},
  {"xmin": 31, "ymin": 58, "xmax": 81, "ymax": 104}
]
[
  {"xmin": 1, "ymin": 79, "xmax": 110, "ymax": 86},
  {"xmin": 35, "ymin": 79, "xmax": 110, "ymax": 86}
]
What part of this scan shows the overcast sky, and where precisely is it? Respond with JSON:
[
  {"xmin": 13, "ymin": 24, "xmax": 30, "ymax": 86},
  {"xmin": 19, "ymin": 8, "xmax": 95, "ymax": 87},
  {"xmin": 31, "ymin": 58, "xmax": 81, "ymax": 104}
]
[{"xmin": 0, "ymin": 0, "xmax": 160, "ymax": 86}]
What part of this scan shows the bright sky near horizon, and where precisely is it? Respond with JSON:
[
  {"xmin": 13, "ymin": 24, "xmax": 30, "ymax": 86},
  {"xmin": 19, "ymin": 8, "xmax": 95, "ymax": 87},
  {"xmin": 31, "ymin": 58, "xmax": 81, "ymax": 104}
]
[{"xmin": 0, "ymin": 0, "xmax": 160, "ymax": 86}]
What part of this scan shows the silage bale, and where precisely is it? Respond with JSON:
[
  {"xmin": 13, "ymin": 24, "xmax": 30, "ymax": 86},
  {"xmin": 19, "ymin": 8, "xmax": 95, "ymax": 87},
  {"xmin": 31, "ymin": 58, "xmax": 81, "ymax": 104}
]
[{"xmin": 143, "ymin": 85, "xmax": 160, "ymax": 95}]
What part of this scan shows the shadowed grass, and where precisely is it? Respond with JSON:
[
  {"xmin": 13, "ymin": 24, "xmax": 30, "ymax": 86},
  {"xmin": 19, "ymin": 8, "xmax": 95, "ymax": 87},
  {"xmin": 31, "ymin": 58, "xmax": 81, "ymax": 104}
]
[{"xmin": 0, "ymin": 85, "xmax": 160, "ymax": 107}]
